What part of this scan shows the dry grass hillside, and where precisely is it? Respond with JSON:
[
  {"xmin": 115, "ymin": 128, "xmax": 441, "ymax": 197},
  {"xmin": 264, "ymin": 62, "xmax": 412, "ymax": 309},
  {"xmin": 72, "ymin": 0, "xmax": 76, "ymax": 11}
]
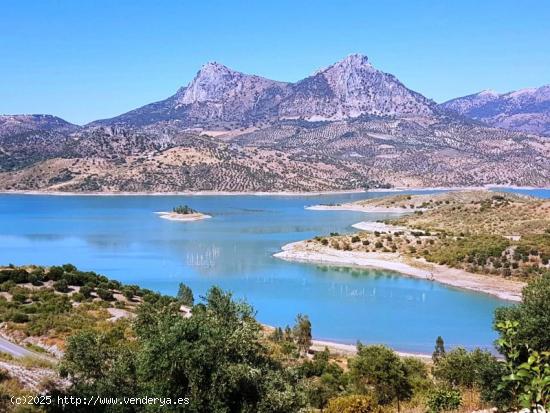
[{"xmin": 313, "ymin": 191, "xmax": 550, "ymax": 279}]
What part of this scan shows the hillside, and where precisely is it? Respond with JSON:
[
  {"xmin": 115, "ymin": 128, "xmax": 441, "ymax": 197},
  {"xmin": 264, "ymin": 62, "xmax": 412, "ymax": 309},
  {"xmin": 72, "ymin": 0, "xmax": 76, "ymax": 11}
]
[
  {"xmin": 440, "ymin": 85, "xmax": 550, "ymax": 136},
  {"xmin": 304, "ymin": 190, "xmax": 550, "ymax": 280}
]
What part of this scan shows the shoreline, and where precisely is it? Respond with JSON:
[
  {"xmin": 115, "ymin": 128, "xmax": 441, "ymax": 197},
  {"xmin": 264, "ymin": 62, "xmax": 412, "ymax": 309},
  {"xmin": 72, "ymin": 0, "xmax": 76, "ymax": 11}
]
[
  {"xmin": 155, "ymin": 211, "xmax": 211, "ymax": 221},
  {"xmin": 0, "ymin": 185, "xmax": 547, "ymax": 197},
  {"xmin": 274, "ymin": 240, "xmax": 525, "ymax": 302},
  {"xmin": 310, "ymin": 339, "xmax": 432, "ymax": 359},
  {"xmin": 306, "ymin": 204, "xmax": 423, "ymax": 213},
  {"xmin": 0, "ymin": 189, "xmax": 367, "ymax": 197}
]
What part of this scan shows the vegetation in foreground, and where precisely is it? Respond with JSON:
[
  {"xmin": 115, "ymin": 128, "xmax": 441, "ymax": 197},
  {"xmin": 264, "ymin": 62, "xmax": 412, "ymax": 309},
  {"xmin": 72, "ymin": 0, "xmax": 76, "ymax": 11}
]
[{"xmin": 0, "ymin": 264, "xmax": 548, "ymax": 412}]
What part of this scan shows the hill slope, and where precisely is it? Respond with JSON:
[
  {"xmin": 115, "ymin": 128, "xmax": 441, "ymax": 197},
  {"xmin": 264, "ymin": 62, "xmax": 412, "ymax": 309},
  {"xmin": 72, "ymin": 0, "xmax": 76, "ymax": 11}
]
[{"xmin": 440, "ymin": 85, "xmax": 550, "ymax": 135}]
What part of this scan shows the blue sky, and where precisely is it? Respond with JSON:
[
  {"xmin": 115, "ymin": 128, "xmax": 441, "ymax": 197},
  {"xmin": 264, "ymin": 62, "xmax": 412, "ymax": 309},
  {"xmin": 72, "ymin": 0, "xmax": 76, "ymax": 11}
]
[{"xmin": 1, "ymin": 0, "xmax": 548, "ymax": 124}]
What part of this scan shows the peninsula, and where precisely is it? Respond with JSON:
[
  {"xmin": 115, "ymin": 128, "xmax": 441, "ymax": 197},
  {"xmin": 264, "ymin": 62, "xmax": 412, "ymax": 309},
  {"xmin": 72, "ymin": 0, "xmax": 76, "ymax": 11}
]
[{"xmin": 277, "ymin": 190, "xmax": 550, "ymax": 301}]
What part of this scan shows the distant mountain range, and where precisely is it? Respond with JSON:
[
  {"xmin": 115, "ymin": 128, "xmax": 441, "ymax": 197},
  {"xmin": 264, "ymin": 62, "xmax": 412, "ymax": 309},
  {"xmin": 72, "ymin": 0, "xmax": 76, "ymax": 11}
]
[
  {"xmin": 1, "ymin": 54, "xmax": 549, "ymax": 192},
  {"xmin": 440, "ymin": 85, "xmax": 550, "ymax": 135}
]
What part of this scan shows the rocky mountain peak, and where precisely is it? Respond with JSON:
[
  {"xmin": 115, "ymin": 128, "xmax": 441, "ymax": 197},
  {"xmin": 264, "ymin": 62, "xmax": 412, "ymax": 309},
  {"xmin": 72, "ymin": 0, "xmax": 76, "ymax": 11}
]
[
  {"xmin": 332, "ymin": 53, "xmax": 372, "ymax": 69},
  {"xmin": 178, "ymin": 62, "xmax": 245, "ymax": 104},
  {"xmin": 279, "ymin": 53, "xmax": 435, "ymax": 120}
]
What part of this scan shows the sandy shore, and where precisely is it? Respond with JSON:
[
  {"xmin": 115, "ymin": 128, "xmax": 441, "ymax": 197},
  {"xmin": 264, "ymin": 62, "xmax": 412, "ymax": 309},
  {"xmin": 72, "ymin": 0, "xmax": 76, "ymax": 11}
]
[
  {"xmin": 351, "ymin": 221, "xmax": 409, "ymax": 232},
  {"xmin": 311, "ymin": 339, "xmax": 432, "ymax": 359},
  {"xmin": 155, "ymin": 211, "xmax": 211, "ymax": 221},
  {"xmin": 0, "ymin": 189, "xmax": 367, "ymax": 197},
  {"xmin": 306, "ymin": 204, "xmax": 419, "ymax": 213},
  {"xmin": 1, "ymin": 185, "xmax": 546, "ymax": 197},
  {"xmin": 274, "ymin": 241, "xmax": 525, "ymax": 302}
]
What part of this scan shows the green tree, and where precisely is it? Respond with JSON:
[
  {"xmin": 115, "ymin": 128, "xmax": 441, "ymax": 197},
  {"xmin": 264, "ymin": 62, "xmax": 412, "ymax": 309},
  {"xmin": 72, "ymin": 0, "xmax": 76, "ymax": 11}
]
[
  {"xmin": 432, "ymin": 347, "xmax": 499, "ymax": 389},
  {"xmin": 432, "ymin": 336, "xmax": 446, "ymax": 363},
  {"xmin": 495, "ymin": 320, "xmax": 550, "ymax": 411},
  {"xmin": 494, "ymin": 273, "xmax": 550, "ymax": 353},
  {"xmin": 293, "ymin": 314, "xmax": 312, "ymax": 356},
  {"xmin": 349, "ymin": 344, "xmax": 413, "ymax": 411},
  {"xmin": 59, "ymin": 286, "xmax": 305, "ymax": 413},
  {"xmin": 176, "ymin": 282, "xmax": 194, "ymax": 306}
]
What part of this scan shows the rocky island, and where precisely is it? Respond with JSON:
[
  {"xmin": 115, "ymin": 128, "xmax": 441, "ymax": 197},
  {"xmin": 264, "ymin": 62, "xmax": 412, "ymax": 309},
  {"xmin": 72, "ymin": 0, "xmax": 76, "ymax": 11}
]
[{"xmin": 156, "ymin": 204, "xmax": 211, "ymax": 221}]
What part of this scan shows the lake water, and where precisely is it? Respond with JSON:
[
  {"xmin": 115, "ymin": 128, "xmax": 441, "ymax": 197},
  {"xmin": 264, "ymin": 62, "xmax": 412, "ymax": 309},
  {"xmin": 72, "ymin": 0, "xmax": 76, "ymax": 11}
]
[{"xmin": 1, "ymin": 188, "xmax": 546, "ymax": 353}]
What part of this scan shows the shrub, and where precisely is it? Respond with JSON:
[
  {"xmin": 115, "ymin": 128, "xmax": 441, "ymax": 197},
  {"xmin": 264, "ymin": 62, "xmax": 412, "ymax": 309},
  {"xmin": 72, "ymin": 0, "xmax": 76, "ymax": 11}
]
[
  {"xmin": 172, "ymin": 205, "xmax": 197, "ymax": 215},
  {"xmin": 96, "ymin": 288, "xmax": 114, "ymax": 301},
  {"xmin": 9, "ymin": 311, "xmax": 29, "ymax": 323},
  {"xmin": 62, "ymin": 263, "xmax": 77, "ymax": 273},
  {"xmin": 47, "ymin": 266, "xmax": 64, "ymax": 281},
  {"xmin": 426, "ymin": 387, "xmax": 461, "ymax": 413},
  {"xmin": 176, "ymin": 283, "xmax": 194, "ymax": 307},
  {"xmin": 325, "ymin": 395, "xmax": 381, "ymax": 413},
  {"xmin": 79, "ymin": 285, "xmax": 93, "ymax": 299},
  {"xmin": 53, "ymin": 279, "xmax": 70, "ymax": 293},
  {"xmin": 432, "ymin": 347, "xmax": 499, "ymax": 389}
]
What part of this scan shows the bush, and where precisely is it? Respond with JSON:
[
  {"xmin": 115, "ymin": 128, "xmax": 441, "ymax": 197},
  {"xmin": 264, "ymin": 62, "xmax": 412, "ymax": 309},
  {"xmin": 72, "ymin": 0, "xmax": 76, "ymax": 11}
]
[
  {"xmin": 122, "ymin": 288, "xmax": 134, "ymax": 301},
  {"xmin": 47, "ymin": 266, "xmax": 64, "ymax": 281},
  {"xmin": 494, "ymin": 273, "xmax": 550, "ymax": 352},
  {"xmin": 325, "ymin": 395, "xmax": 382, "ymax": 413},
  {"xmin": 79, "ymin": 285, "xmax": 93, "ymax": 299},
  {"xmin": 349, "ymin": 344, "xmax": 413, "ymax": 406},
  {"xmin": 176, "ymin": 283, "xmax": 194, "ymax": 307},
  {"xmin": 426, "ymin": 387, "xmax": 461, "ymax": 413},
  {"xmin": 62, "ymin": 263, "xmax": 77, "ymax": 273},
  {"xmin": 9, "ymin": 311, "xmax": 29, "ymax": 323},
  {"xmin": 53, "ymin": 279, "xmax": 70, "ymax": 293},
  {"xmin": 96, "ymin": 288, "xmax": 114, "ymax": 301},
  {"xmin": 432, "ymin": 347, "xmax": 498, "ymax": 389}
]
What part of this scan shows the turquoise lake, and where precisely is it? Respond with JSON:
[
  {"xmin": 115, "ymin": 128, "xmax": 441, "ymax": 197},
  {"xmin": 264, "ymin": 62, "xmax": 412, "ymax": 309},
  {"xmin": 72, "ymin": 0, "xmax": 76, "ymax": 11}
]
[{"xmin": 1, "ymin": 188, "xmax": 547, "ymax": 353}]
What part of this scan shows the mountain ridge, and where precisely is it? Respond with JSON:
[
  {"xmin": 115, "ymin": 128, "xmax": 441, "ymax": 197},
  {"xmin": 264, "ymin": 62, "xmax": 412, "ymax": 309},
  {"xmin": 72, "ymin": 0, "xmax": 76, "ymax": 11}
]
[
  {"xmin": 91, "ymin": 54, "xmax": 439, "ymax": 129},
  {"xmin": 1, "ymin": 55, "xmax": 549, "ymax": 192},
  {"xmin": 440, "ymin": 85, "xmax": 550, "ymax": 135}
]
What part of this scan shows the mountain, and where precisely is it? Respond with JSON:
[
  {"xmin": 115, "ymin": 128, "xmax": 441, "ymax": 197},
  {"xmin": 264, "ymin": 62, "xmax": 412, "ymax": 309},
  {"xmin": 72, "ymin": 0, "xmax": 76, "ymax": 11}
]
[
  {"xmin": 0, "ymin": 114, "xmax": 78, "ymax": 136},
  {"xmin": 440, "ymin": 85, "xmax": 550, "ymax": 135},
  {"xmin": 1, "ymin": 56, "xmax": 549, "ymax": 192},
  {"xmin": 278, "ymin": 54, "xmax": 436, "ymax": 121},
  {"xmin": 93, "ymin": 54, "xmax": 437, "ymax": 129},
  {"xmin": 0, "ymin": 115, "xmax": 80, "ymax": 172}
]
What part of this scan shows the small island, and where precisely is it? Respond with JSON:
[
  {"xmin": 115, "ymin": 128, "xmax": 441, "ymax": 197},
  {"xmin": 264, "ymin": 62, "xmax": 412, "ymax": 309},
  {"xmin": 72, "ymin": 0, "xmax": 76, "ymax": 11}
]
[{"xmin": 156, "ymin": 204, "xmax": 211, "ymax": 222}]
